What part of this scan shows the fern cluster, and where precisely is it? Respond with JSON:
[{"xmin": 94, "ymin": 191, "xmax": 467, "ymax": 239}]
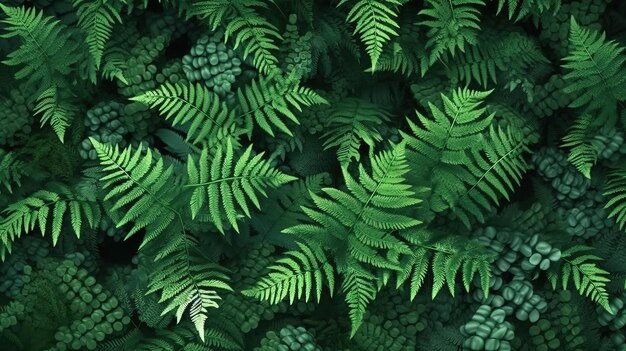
[{"xmin": 2, "ymin": 0, "xmax": 626, "ymax": 350}]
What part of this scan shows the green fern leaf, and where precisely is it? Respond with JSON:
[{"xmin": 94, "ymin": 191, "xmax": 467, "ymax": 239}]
[
  {"xmin": 242, "ymin": 242, "xmax": 335, "ymax": 305},
  {"xmin": 0, "ymin": 5, "xmax": 80, "ymax": 141},
  {"xmin": 343, "ymin": 267, "xmax": 378, "ymax": 337},
  {"xmin": 131, "ymin": 82, "xmax": 236, "ymax": 144},
  {"xmin": 552, "ymin": 245, "xmax": 612, "ymax": 313},
  {"xmin": 419, "ymin": 0, "xmax": 485, "ymax": 65},
  {"xmin": 496, "ymin": 0, "xmax": 560, "ymax": 22},
  {"xmin": 0, "ymin": 183, "xmax": 101, "ymax": 259},
  {"xmin": 562, "ymin": 17, "xmax": 626, "ymax": 114},
  {"xmin": 321, "ymin": 98, "xmax": 390, "ymax": 165},
  {"xmin": 0, "ymin": 150, "xmax": 26, "ymax": 195},
  {"xmin": 561, "ymin": 114, "xmax": 598, "ymax": 179},
  {"xmin": 185, "ymin": 139, "xmax": 297, "ymax": 233},
  {"xmin": 190, "ymin": 0, "xmax": 281, "ymax": 74},
  {"xmin": 237, "ymin": 73, "xmax": 327, "ymax": 137},
  {"xmin": 73, "ymin": 0, "xmax": 123, "ymax": 69},
  {"xmin": 604, "ymin": 164, "xmax": 626, "ymax": 230},
  {"xmin": 338, "ymin": 0, "xmax": 402, "ymax": 71}
]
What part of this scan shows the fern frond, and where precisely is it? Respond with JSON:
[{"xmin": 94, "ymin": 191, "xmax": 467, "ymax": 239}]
[
  {"xmin": 34, "ymin": 86, "xmax": 75, "ymax": 141},
  {"xmin": 189, "ymin": 0, "xmax": 281, "ymax": 74},
  {"xmin": 604, "ymin": 164, "xmax": 626, "ymax": 230},
  {"xmin": 561, "ymin": 114, "xmax": 597, "ymax": 179},
  {"xmin": 338, "ymin": 0, "xmax": 402, "ymax": 71},
  {"xmin": 148, "ymin": 243, "xmax": 233, "ymax": 342},
  {"xmin": 242, "ymin": 242, "xmax": 335, "ymax": 305},
  {"xmin": 401, "ymin": 88, "xmax": 493, "ymax": 215},
  {"xmin": 445, "ymin": 29, "xmax": 547, "ymax": 88},
  {"xmin": 397, "ymin": 228, "xmax": 493, "ymax": 299},
  {"xmin": 0, "ymin": 5, "xmax": 80, "ymax": 141},
  {"xmin": 548, "ymin": 245, "xmax": 612, "ymax": 313},
  {"xmin": 321, "ymin": 98, "xmax": 390, "ymax": 165},
  {"xmin": 562, "ymin": 17, "xmax": 626, "ymax": 113},
  {"xmin": 452, "ymin": 125, "xmax": 530, "ymax": 226},
  {"xmin": 101, "ymin": 47, "xmax": 128, "ymax": 84},
  {"xmin": 0, "ymin": 184, "xmax": 101, "ymax": 259},
  {"xmin": 73, "ymin": 0, "xmax": 123, "ymax": 69},
  {"xmin": 419, "ymin": 0, "xmax": 485, "ymax": 65},
  {"xmin": 131, "ymin": 82, "xmax": 236, "ymax": 144},
  {"xmin": 0, "ymin": 150, "xmax": 26, "ymax": 195},
  {"xmin": 185, "ymin": 139, "xmax": 297, "ymax": 233},
  {"xmin": 496, "ymin": 0, "xmax": 560, "ymax": 22},
  {"xmin": 90, "ymin": 139, "xmax": 179, "ymax": 246},
  {"xmin": 343, "ymin": 266, "xmax": 377, "ymax": 337},
  {"xmin": 237, "ymin": 73, "xmax": 328, "ymax": 137},
  {"xmin": 250, "ymin": 173, "xmax": 330, "ymax": 247}
]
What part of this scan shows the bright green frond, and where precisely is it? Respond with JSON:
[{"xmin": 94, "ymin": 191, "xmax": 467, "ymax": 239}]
[{"xmin": 73, "ymin": 0, "xmax": 123, "ymax": 69}]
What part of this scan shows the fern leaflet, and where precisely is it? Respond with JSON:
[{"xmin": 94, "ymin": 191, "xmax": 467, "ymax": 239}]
[
  {"xmin": 73, "ymin": 0, "xmax": 123, "ymax": 69},
  {"xmin": 185, "ymin": 139, "xmax": 297, "ymax": 233}
]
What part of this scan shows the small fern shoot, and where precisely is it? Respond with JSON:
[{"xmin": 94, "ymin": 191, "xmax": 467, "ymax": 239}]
[{"xmin": 73, "ymin": 0, "xmax": 123, "ymax": 69}]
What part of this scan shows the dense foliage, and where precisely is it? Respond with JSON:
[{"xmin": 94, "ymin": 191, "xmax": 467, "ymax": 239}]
[{"xmin": 1, "ymin": 0, "xmax": 626, "ymax": 350}]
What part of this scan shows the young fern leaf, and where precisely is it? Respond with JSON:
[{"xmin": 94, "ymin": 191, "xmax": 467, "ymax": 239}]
[
  {"xmin": 548, "ymin": 245, "xmax": 612, "ymax": 313},
  {"xmin": 190, "ymin": 0, "xmax": 281, "ymax": 74},
  {"xmin": 337, "ymin": 0, "xmax": 401, "ymax": 71},
  {"xmin": 562, "ymin": 17, "xmax": 626, "ymax": 114},
  {"xmin": 242, "ymin": 242, "xmax": 335, "ymax": 305},
  {"xmin": 0, "ymin": 4, "xmax": 80, "ymax": 141},
  {"xmin": 0, "ymin": 184, "xmax": 101, "ymax": 259},
  {"xmin": 131, "ymin": 82, "xmax": 235, "ymax": 145},
  {"xmin": 185, "ymin": 139, "xmax": 297, "ymax": 234},
  {"xmin": 73, "ymin": 0, "xmax": 123, "ymax": 69},
  {"xmin": 321, "ymin": 98, "xmax": 390, "ymax": 165},
  {"xmin": 604, "ymin": 164, "xmax": 626, "ymax": 230},
  {"xmin": 397, "ymin": 229, "xmax": 493, "ymax": 300},
  {"xmin": 419, "ymin": 0, "xmax": 485, "ymax": 65},
  {"xmin": 561, "ymin": 114, "xmax": 597, "ymax": 179},
  {"xmin": 237, "ymin": 74, "xmax": 328, "ymax": 137}
]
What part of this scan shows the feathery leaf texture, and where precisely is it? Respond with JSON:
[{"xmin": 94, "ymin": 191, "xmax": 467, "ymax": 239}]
[
  {"xmin": 90, "ymin": 139, "xmax": 179, "ymax": 247},
  {"xmin": 419, "ymin": 0, "xmax": 485, "ymax": 65},
  {"xmin": 91, "ymin": 139, "xmax": 232, "ymax": 339},
  {"xmin": 397, "ymin": 229, "xmax": 493, "ymax": 300},
  {"xmin": 236, "ymin": 74, "xmax": 328, "ymax": 137},
  {"xmin": 338, "ymin": 0, "xmax": 401, "ymax": 71},
  {"xmin": 0, "ymin": 184, "xmax": 100, "ymax": 259},
  {"xmin": 281, "ymin": 143, "xmax": 421, "ymax": 334},
  {"xmin": 0, "ymin": 4, "xmax": 80, "ymax": 141},
  {"xmin": 562, "ymin": 18, "xmax": 626, "ymax": 112},
  {"xmin": 321, "ymin": 98, "xmax": 390, "ymax": 165},
  {"xmin": 604, "ymin": 164, "xmax": 626, "ymax": 230},
  {"xmin": 562, "ymin": 114, "xmax": 598, "ymax": 179},
  {"xmin": 402, "ymin": 88, "xmax": 529, "ymax": 226},
  {"xmin": 0, "ymin": 151, "xmax": 26, "ymax": 195},
  {"xmin": 496, "ymin": 0, "xmax": 561, "ymax": 22},
  {"xmin": 147, "ymin": 244, "xmax": 233, "ymax": 343},
  {"xmin": 131, "ymin": 82, "xmax": 236, "ymax": 144},
  {"xmin": 242, "ymin": 242, "xmax": 335, "ymax": 305},
  {"xmin": 548, "ymin": 245, "xmax": 612, "ymax": 313},
  {"xmin": 445, "ymin": 30, "xmax": 547, "ymax": 88},
  {"xmin": 190, "ymin": 0, "xmax": 281, "ymax": 75},
  {"xmin": 73, "ymin": 0, "xmax": 123, "ymax": 69},
  {"xmin": 185, "ymin": 139, "xmax": 297, "ymax": 234}
]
